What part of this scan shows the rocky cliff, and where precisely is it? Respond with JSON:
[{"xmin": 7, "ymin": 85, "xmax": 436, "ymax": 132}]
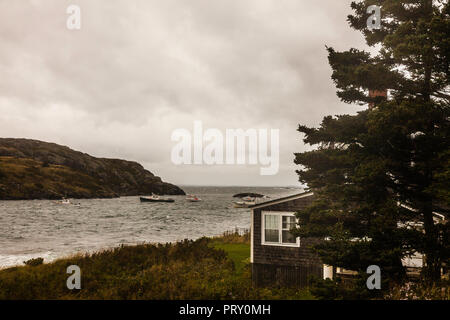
[{"xmin": 0, "ymin": 138, "xmax": 185, "ymax": 200}]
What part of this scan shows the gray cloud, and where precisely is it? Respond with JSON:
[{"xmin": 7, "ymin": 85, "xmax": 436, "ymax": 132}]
[{"xmin": 0, "ymin": 0, "xmax": 367, "ymax": 186}]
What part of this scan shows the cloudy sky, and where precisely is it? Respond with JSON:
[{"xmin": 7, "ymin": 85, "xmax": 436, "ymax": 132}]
[{"xmin": 0, "ymin": 0, "xmax": 369, "ymax": 186}]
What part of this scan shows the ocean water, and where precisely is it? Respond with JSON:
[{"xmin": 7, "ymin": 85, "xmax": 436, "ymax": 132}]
[{"xmin": 0, "ymin": 186, "xmax": 301, "ymax": 268}]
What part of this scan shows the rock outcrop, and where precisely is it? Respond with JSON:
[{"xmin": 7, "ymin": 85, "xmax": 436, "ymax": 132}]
[{"xmin": 0, "ymin": 138, "xmax": 185, "ymax": 200}]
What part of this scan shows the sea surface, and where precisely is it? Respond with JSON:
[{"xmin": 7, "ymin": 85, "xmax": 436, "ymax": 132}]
[{"xmin": 0, "ymin": 186, "xmax": 301, "ymax": 268}]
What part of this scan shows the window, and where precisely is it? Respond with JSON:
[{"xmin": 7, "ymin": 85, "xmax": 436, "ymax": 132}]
[{"xmin": 262, "ymin": 211, "xmax": 299, "ymax": 247}]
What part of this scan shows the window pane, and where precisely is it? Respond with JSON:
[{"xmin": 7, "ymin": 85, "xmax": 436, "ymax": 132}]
[
  {"xmin": 264, "ymin": 215, "xmax": 279, "ymax": 242},
  {"xmin": 282, "ymin": 230, "xmax": 296, "ymax": 244},
  {"xmin": 282, "ymin": 216, "xmax": 297, "ymax": 244},
  {"xmin": 265, "ymin": 229, "xmax": 279, "ymax": 242},
  {"xmin": 282, "ymin": 216, "xmax": 296, "ymax": 230},
  {"xmin": 265, "ymin": 215, "xmax": 279, "ymax": 229}
]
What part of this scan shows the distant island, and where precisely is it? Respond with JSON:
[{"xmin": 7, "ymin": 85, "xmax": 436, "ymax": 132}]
[
  {"xmin": 0, "ymin": 138, "xmax": 185, "ymax": 200},
  {"xmin": 233, "ymin": 193, "xmax": 266, "ymax": 198}
]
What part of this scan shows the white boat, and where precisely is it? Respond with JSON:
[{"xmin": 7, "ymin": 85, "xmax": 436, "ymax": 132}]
[
  {"xmin": 233, "ymin": 197, "xmax": 256, "ymax": 208},
  {"xmin": 186, "ymin": 194, "xmax": 202, "ymax": 202},
  {"xmin": 60, "ymin": 198, "xmax": 71, "ymax": 205},
  {"xmin": 140, "ymin": 194, "xmax": 175, "ymax": 203}
]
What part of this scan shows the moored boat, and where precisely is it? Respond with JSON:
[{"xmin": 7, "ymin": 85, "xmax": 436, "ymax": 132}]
[
  {"xmin": 232, "ymin": 198, "xmax": 256, "ymax": 208},
  {"xmin": 140, "ymin": 194, "xmax": 175, "ymax": 203},
  {"xmin": 186, "ymin": 194, "xmax": 202, "ymax": 202},
  {"xmin": 233, "ymin": 197, "xmax": 257, "ymax": 208},
  {"xmin": 60, "ymin": 198, "xmax": 71, "ymax": 205}
]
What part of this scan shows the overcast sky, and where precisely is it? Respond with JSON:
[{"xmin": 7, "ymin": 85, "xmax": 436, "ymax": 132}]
[{"xmin": 0, "ymin": 0, "xmax": 369, "ymax": 186}]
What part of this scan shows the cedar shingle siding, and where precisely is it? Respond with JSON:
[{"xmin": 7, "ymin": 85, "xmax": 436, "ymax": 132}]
[{"xmin": 251, "ymin": 194, "xmax": 323, "ymax": 288}]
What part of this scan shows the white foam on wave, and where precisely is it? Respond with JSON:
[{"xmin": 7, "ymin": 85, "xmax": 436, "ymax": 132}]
[{"xmin": 0, "ymin": 251, "xmax": 58, "ymax": 268}]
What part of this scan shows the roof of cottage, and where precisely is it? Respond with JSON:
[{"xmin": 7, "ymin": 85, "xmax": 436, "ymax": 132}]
[{"xmin": 249, "ymin": 191, "xmax": 313, "ymax": 210}]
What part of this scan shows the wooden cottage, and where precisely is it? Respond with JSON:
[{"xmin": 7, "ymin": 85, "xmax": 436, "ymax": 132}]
[
  {"xmin": 249, "ymin": 191, "xmax": 449, "ymax": 288},
  {"xmin": 249, "ymin": 192, "xmax": 324, "ymax": 288}
]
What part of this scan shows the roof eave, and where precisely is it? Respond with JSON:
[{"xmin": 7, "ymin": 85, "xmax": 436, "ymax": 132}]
[{"xmin": 249, "ymin": 191, "xmax": 314, "ymax": 210}]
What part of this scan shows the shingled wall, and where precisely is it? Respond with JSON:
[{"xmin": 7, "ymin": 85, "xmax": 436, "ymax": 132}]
[{"xmin": 251, "ymin": 194, "xmax": 323, "ymax": 288}]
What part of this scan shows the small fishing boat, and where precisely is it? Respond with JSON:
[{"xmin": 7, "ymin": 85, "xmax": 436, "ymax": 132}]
[
  {"xmin": 186, "ymin": 194, "xmax": 202, "ymax": 202},
  {"xmin": 140, "ymin": 194, "xmax": 175, "ymax": 203},
  {"xmin": 233, "ymin": 201, "xmax": 252, "ymax": 208},
  {"xmin": 232, "ymin": 197, "xmax": 256, "ymax": 208},
  {"xmin": 60, "ymin": 198, "xmax": 71, "ymax": 205}
]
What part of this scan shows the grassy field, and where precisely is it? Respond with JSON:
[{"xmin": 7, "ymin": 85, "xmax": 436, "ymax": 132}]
[
  {"xmin": 210, "ymin": 231, "xmax": 250, "ymax": 273},
  {"xmin": 0, "ymin": 232, "xmax": 314, "ymax": 300},
  {"xmin": 212, "ymin": 243, "xmax": 250, "ymax": 273}
]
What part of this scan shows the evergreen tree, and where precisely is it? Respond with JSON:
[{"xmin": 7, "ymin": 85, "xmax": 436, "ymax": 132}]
[{"xmin": 294, "ymin": 0, "xmax": 449, "ymax": 287}]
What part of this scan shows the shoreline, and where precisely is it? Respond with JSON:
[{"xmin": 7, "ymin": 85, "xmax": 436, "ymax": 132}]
[
  {"xmin": 0, "ymin": 187, "xmax": 292, "ymax": 270},
  {"xmin": 3, "ymin": 231, "xmax": 310, "ymax": 300},
  {"xmin": 0, "ymin": 227, "xmax": 250, "ymax": 270}
]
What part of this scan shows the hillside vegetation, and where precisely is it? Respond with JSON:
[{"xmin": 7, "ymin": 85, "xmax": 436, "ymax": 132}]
[
  {"xmin": 0, "ymin": 138, "xmax": 184, "ymax": 199},
  {"xmin": 0, "ymin": 234, "xmax": 313, "ymax": 300}
]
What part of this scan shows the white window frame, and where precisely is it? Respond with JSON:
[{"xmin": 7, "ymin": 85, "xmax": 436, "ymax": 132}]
[{"xmin": 261, "ymin": 211, "xmax": 300, "ymax": 247}]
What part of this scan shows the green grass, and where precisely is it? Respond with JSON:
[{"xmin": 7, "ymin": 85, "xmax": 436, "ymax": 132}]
[
  {"xmin": 209, "ymin": 233, "xmax": 314, "ymax": 300},
  {"xmin": 0, "ymin": 232, "xmax": 316, "ymax": 300},
  {"xmin": 209, "ymin": 230, "xmax": 251, "ymax": 273},
  {"xmin": 1, "ymin": 231, "xmax": 443, "ymax": 300},
  {"xmin": 211, "ymin": 242, "xmax": 250, "ymax": 273}
]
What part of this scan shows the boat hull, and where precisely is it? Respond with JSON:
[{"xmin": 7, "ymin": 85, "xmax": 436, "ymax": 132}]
[
  {"xmin": 140, "ymin": 197, "xmax": 175, "ymax": 203},
  {"xmin": 233, "ymin": 201, "xmax": 255, "ymax": 208}
]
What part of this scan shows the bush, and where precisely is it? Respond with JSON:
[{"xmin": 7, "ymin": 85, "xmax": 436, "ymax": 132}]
[
  {"xmin": 0, "ymin": 237, "xmax": 315, "ymax": 300},
  {"xmin": 308, "ymin": 275, "xmax": 450, "ymax": 300},
  {"xmin": 386, "ymin": 281, "xmax": 450, "ymax": 300},
  {"xmin": 23, "ymin": 258, "xmax": 44, "ymax": 267},
  {"xmin": 308, "ymin": 275, "xmax": 385, "ymax": 300}
]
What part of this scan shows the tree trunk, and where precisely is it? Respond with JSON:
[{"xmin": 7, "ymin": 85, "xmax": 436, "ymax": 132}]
[
  {"xmin": 420, "ymin": 0, "xmax": 441, "ymax": 283},
  {"xmin": 423, "ymin": 202, "xmax": 442, "ymax": 282}
]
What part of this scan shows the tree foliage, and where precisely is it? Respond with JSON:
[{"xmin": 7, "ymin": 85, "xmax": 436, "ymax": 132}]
[{"xmin": 294, "ymin": 0, "xmax": 450, "ymax": 287}]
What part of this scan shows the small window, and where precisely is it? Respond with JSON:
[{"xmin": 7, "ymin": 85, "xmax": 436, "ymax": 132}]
[{"xmin": 262, "ymin": 212, "xmax": 299, "ymax": 247}]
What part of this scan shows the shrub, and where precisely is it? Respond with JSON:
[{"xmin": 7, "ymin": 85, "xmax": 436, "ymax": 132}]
[
  {"xmin": 23, "ymin": 258, "xmax": 44, "ymax": 267},
  {"xmin": 386, "ymin": 281, "xmax": 450, "ymax": 300},
  {"xmin": 0, "ymin": 236, "xmax": 315, "ymax": 300}
]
